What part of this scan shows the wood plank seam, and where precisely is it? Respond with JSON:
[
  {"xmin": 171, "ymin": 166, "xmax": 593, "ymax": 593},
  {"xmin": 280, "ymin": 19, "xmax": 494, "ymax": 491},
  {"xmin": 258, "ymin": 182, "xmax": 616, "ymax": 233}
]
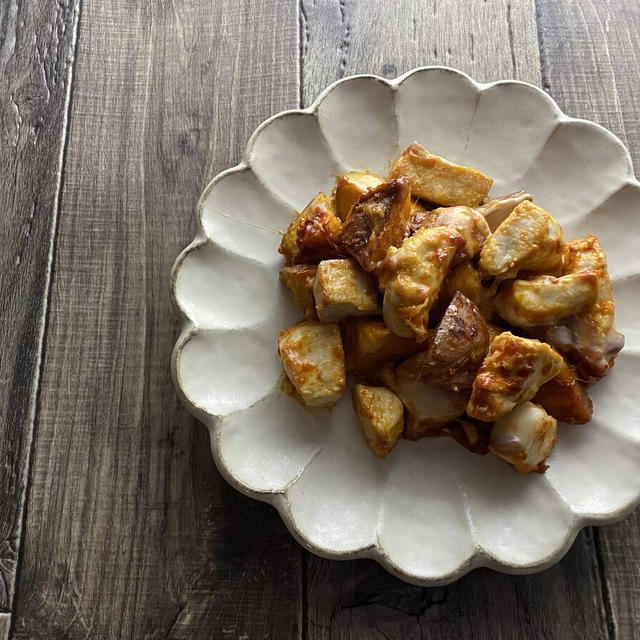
[
  {"xmin": 5, "ymin": 0, "xmax": 83, "ymax": 625},
  {"xmin": 299, "ymin": 0, "xmax": 309, "ymax": 108},
  {"xmin": 593, "ymin": 528, "xmax": 616, "ymax": 640},
  {"xmin": 534, "ymin": 2, "xmax": 624, "ymax": 637},
  {"xmin": 10, "ymin": 1, "xmax": 302, "ymax": 636},
  {"xmin": 533, "ymin": 0, "xmax": 552, "ymax": 93},
  {"xmin": 300, "ymin": 550, "xmax": 308, "ymax": 640},
  {"xmin": 297, "ymin": 2, "xmax": 309, "ymax": 637},
  {"xmin": 298, "ymin": 3, "xmax": 612, "ymax": 638}
]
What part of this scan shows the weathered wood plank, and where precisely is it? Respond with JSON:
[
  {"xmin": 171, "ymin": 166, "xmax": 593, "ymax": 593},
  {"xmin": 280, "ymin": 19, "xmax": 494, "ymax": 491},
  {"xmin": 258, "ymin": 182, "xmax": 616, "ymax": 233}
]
[
  {"xmin": 301, "ymin": 2, "xmax": 610, "ymax": 638},
  {"xmin": 536, "ymin": 2, "xmax": 640, "ymax": 637},
  {"xmin": 299, "ymin": 0, "xmax": 540, "ymax": 107},
  {"xmin": 306, "ymin": 530, "xmax": 607, "ymax": 640},
  {"xmin": 10, "ymin": 1, "xmax": 300, "ymax": 638},
  {"xmin": 0, "ymin": 613, "xmax": 9, "ymax": 640},
  {"xmin": 0, "ymin": 0, "xmax": 80, "ymax": 613}
]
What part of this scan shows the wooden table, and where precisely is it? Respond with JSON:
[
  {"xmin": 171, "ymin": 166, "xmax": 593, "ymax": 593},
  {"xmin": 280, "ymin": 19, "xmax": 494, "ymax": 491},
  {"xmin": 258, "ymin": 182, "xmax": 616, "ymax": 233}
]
[{"xmin": 1, "ymin": 1, "xmax": 639, "ymax": 638}]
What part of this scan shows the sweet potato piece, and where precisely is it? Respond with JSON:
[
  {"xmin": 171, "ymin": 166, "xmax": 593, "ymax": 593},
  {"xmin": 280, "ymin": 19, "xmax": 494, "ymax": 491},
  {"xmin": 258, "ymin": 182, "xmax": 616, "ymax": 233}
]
[
  {"xmin": 442, "ymin": 417, "xmax": 491, "ymax": 454},
  {"xmin": 279, "ymin": 264, "xmax": 317, "ymax": 319},
  {"xmin": 340, "ymin": 178, "xmax": 413, "ymax": 272},
  {"xmin": 385, "ymin": 357, "xmax": 469, "ymax": 439},
  {"xmin": 277, "ymin": 321, "xmax": 345, "ymax": 407},
  {"xmin": 279, "ymin": 192, "xmax": 342, "ymax": 265},
  {"xmin": 407, "ymin": 200, "xmax": 439, "ymax": 234},
  {"xmin": 342, "ymin": 318, "xmax": 424, "ymax": 374},
  {"xmin": 313, "ymin": 259, "xmax": 380, "ymax": 323},
  {"xmin": 390, "ymin": 142, "xmax": 493, "ymax": 207},
  {"xmin": 333, "ymin": 171, "xmax": 385, "ymax": 220},
  {"xmin": 404, "ymin": 292, "xmax": 489, "ymax": 392},
  {"xmin": 532, "ymin": 360, "xmax": 592, "ymax": 424},
  {"xmin": 352, "ymin": 384, "xmax": 404, "ymax": 458},
  {"xmin": 440, "ymin": 260, "xmax": 497, "ymax": 317}
]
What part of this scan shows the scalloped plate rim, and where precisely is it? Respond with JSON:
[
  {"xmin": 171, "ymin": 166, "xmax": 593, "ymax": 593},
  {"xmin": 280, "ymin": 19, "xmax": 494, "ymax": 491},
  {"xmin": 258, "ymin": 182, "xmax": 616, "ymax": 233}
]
[{"xmin": 170, "ymin": 65, "xmax": 640, "ymax": 585}]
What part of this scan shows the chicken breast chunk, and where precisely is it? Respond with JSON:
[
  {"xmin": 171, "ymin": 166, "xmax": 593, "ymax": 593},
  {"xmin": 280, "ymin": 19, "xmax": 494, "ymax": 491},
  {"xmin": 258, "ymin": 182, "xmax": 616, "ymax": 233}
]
[
  {"xmin": 279, "ymin": 192, "xmax": 342, "ymax": 264},
  {"xmin": 494, "ymin": 271, "xmax": 600, "ymax": 328},
  {"xmin": 548, "ymin": 235, "xmax": 624, "ymax": 382},
  {"xmin": 333, "ymin": 171, "xmax": 385, "ymax": 220},
  {"xmin": 278, "ymin": 322, "xmax": 345, "ymax": 407},
  {"xmin": 390, "ymin": 142, "xmax": 493, "ymax": 206},
  {"xmin": 340, "ymin": 178, "xmax": 413, "ymax": 272},
  {"xmin": 353, "ymin": 384, "xmax": 404, "ymax": 458},
  {"xmin": 279, "ymin": 264, "xmax": 317, "ymax": 319},
  {"xmin": 467, "ymin": 332, "xmax": 564, "ymax": 421},
  {"xmin": 313, "ymin": 259, "xmax": 380, "ymax": 323},
  {"xmin": 378, "ymin": 226, "xmax": 464, "ymax": 341},
  {"xmin": 431, "ymin": 205, "xmax": 491, "ymax": 261},
  {"xmin": 479, "ymin": 200, "xmax": 564, "ymax": 279},
  {"xmin": 489, "ymin": 402, "xmax": 557, "ymax": 473}
]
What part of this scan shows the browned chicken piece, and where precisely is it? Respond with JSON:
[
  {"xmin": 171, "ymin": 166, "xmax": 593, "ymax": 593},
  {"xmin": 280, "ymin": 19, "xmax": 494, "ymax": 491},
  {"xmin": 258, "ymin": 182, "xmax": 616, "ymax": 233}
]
[
  {"xmin": 390, "ymin": 142, "xmax": 493, "ymax": 207},
  {"xmin": 467, "ymin": 332, "xmax": 564, "ymax": 422},
  {"xmin": 352, "ymin": 384, "xmax": 404, "ymax": 458},
  {"xmin": 440, "ymin": 260, "xmax": 498, "ymax": 317},
  {"xmin": 532, "ymin": 360, "xmax": 592, "ymax": 424},
  {"xmin": 379, "ymin": 361, "xmax": 468, "ymax": 440},
  {"xmin": 279, "ymin": 264, "xmax": 317, "ymax": 319},
  {"xmin": 378, "ymin": 226, "xmax": 464, "ymax": 341},
  {"xmin": 404, "ymin": 292, "xmax": 490, "ymax": 392},
  {"xmin": 278, "ymin": 321, "xmax": 346, "ymax": 407},
  {"xmin": 313, "ymin": 259, "xmax": 379, "ymax": 323},
  {"xmin": 342, "ymin": 317, "xmax": 424, "ymax": 374},
  {"xmin": 410, "ymin": 192, "xmax": 528, "ymax": 240},
  {"xmin": 333, "ymin": 171, "xmax": 385, "ymax": 220},
  {"xmin": 479, "ymin": 200, "xmax": 564, "ymax": 280},
  {"xmin": 340, "ymin": 178, "xmax": 413, "ymax": 272},
  {"xmin": 428, "ymin": 206, "xmax": 491, "ymax": 262},
  {"xmin": 494, "ymin": 271, "xmax": 601, "ymax": 329},
  {"xmin": 489, "ymin": 402, "xmax": 558, "ymax": 473},
  {"xmin": 546, "ymin": 235, "xmax": 624, "ymax": 383},
  {"xmin": 479, "ymin": 190, "xmax": 532, "ymax": 231},
  {"xmin": 564, "ymin": 234, "xmax": 606, "ymax": 275},
  {"xmin": 278, "ymin": 192, "xmax": 342, "ymax": 265}
]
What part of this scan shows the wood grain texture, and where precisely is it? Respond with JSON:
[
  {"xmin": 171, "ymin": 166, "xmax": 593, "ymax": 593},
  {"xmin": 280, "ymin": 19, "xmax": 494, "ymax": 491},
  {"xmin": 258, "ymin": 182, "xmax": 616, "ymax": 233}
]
[
  {"xmin": 0, "ymin": 614, "xmax": 9, "ymax": 640},
  {"xmin": 536, "ymin": 2, "xmax": 640, "ymax": 637},
  {"xmin": 300, "ymin": 2, "xmax": 611, "ymax": 638},
  {"xmin": 299, "ymin": 0, "xmax": 540, "ymax": 106},
  {"xmin": 0, "ymin": 0, "xmax": 80, "ymax": 612},
  {"xmin": 305, "ymin": 531, "xmax": 608, "ymax": 640},
  {"xmin": 10, "ymin": 1, "xmax": 300, "ymax": 638}
]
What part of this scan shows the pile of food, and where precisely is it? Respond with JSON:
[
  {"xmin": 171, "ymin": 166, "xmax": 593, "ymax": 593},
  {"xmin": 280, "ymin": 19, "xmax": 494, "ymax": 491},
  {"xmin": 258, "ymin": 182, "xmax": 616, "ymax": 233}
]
[{"xmin": 276, "ymin": 142, "xmax": 624, "ymax": 473}]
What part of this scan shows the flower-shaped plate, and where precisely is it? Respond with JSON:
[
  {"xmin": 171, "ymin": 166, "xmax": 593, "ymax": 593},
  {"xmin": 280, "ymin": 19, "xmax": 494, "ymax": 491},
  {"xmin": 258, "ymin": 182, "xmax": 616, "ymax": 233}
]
[{"xmin": 171, "ymin": 67, "xmax": 640, "ymax": 585}]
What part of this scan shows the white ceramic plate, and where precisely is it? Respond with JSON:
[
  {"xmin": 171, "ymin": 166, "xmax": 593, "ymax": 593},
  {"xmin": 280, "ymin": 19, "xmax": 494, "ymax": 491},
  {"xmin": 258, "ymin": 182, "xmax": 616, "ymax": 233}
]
[{"xmin": 171, "ymin": 67, "xmax": 640, "ymax": 585}]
